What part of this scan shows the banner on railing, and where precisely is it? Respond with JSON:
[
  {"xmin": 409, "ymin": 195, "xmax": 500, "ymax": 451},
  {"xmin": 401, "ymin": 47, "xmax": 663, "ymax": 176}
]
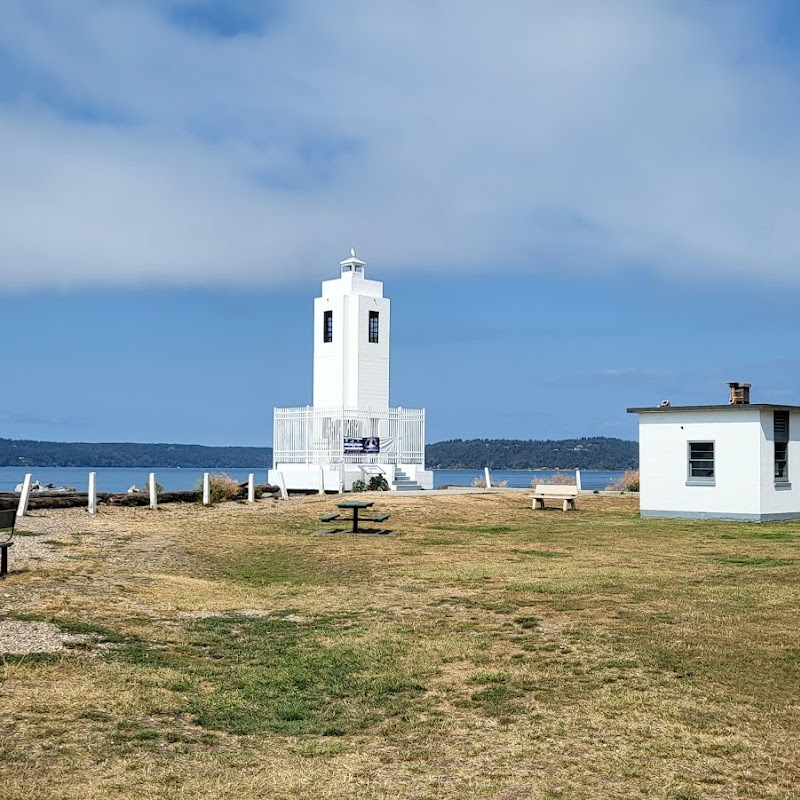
[{"xmin": 344, "ymin": 437, "xmax": 381, "ymax": 454}]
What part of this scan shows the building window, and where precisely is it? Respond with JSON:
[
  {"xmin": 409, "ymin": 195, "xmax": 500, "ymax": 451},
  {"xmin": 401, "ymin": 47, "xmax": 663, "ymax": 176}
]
[
  {"xmin": 688, "ymin": 441, "xmax": 715, "ymax": 483},
  {"xmin": 369, "ymin": 311, "xmax": 379, "ymax": 343},
  {"xmin": 323, "ymin": 310, "xmax": 333, "ymax": 343},
  {"xmin": 775, "ymin": 411, "xmax": 789, "ymax": 482}
]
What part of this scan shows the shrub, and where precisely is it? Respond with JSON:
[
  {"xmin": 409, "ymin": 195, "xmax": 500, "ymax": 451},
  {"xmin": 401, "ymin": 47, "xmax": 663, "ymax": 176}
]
[
  {"xmin": 368, "ymin": 475, "xmax": 389, "ymax": 491},
  {"xmin": 140, "ymin": 478, "xmax": 164, "ymax": 493},
  {"xmin": 529, "ymin": 473, "xmax": 576, "ymax": 488},
  {"xmin": 471, "ymin": 476, "xmax": 509, "ymax": 488},
  {"xmin": 351, "ymin": 479, "xmax": 367, "ymax": 493},
  {"xmin": 607, "ymin": 469, "xmax": 640, "ymax": 492},
  {"xmin": 199, "ymin": 472, "xmax": 242, "ymax": 504},
  {"xmin": 625, "ymin": 470, "xmax": 640, "ymax": 492}
]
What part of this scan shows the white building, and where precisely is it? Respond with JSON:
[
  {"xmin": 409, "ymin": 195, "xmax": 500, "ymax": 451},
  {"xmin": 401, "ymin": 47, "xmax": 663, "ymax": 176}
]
[
  {"xmin": 269, "ymin": 250, "xmax": 433, "ymax": 492},
  {"xmin": 628, "ymin": 383, "xmax": 800, "ymax": 521}
]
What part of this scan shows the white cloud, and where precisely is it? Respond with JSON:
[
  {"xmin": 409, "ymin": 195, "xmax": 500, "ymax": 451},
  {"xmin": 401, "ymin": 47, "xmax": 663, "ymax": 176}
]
[{"xmin": 1, "ymin": 0, "xmax": 799, "ymax": 289}]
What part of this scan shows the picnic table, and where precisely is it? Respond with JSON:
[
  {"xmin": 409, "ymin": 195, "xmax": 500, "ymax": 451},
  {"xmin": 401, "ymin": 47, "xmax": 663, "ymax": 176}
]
[{"xmin": 319, "ymin": 500, "xmax": 390, "ymax": 533}]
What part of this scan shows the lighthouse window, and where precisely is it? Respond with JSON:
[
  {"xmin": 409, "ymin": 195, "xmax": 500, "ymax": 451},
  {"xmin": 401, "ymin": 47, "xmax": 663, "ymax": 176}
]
[
  {"xmin": 323, "ymin": 310, "xmax": 333, "ymax": 343},
  {"xmin": 369, "ymin": 311, "xmax": 379, "ymax": 343}
]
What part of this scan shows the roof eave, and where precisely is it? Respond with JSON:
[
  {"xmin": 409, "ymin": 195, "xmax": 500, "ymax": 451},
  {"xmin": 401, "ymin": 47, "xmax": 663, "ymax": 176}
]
[{"xmin": 627, "ymin": 404, "xmax": 800, "ymax": 414}]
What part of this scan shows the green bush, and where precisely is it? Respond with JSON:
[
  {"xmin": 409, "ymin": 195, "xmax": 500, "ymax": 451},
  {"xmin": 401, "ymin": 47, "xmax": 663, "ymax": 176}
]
[
  {"xmin": 368, "ymin": 475, "xmax": 389, "ymax": 491},
  {"xmin": 351, "ymin": 479, "xmax": 367, "ymax": 493}
]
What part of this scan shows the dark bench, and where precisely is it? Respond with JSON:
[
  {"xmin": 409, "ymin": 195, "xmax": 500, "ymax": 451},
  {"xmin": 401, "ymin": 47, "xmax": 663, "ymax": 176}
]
[
  {"xmin": 319, "ymin": 513, "xmax": 341, "ymax": 523},
  {"xmin": 0, "ymin": 508, "xmax": 16, "ymax": 578},
  {"xmin": 364, "ymin": 514, "xmax": 390, "ymax": 523}
]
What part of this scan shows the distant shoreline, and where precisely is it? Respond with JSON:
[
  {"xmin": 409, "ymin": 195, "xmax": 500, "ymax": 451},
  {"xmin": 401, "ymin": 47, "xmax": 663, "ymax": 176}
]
[{"xmin": 1, "ymin": 435, "xmax": 638, "ymax": 471}]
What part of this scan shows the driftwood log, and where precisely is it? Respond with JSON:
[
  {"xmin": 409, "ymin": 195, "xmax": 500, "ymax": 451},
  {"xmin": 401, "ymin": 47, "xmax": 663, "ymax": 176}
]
[{"xmin": 0, "ymin": 484, "xmax": 279, "ymax": 511}]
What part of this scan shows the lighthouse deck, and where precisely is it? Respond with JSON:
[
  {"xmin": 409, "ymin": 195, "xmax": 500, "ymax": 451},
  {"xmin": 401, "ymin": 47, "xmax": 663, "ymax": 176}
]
[{"xmin": 273, "ymin": 405, "xmax": 425, "ymax": 467}]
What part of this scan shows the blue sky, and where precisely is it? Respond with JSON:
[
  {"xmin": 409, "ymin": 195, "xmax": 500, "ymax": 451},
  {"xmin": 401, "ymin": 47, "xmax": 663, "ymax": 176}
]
[{"xmin": 2, "ymin": 1, "xmax": 800, "ymax": 447}]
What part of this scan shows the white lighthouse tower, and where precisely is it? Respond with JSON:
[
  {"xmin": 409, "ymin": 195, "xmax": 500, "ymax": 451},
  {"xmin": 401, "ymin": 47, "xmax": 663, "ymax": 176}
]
[
  {"xmin": 313, "ymin": 249, "xmax": 390, "ymax": 409},
  {"xmin": 269, "ymin": 250, "xmax": 432, "ymax": 492}
]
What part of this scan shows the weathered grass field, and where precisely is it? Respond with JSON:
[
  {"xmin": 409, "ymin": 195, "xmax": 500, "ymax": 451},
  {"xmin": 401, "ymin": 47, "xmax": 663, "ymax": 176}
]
[{"xmin": 1, "ymin": 493, "xmax": 798, "ymax": 799}]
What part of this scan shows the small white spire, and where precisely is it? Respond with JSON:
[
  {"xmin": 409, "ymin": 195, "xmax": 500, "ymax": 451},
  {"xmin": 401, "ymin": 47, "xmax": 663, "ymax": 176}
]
[{"xmin": 350, "ymin": 247, "xmax": 356, "ymax": 257}]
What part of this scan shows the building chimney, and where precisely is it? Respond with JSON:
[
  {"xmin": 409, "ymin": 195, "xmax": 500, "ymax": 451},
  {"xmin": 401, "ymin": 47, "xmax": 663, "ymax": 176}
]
[{"xmin": 728, "ymin": 382, "xmax": 751, "ymax": 405}]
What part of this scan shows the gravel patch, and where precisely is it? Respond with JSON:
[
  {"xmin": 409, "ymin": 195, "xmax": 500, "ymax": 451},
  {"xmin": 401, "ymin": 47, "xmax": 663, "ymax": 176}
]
[
  {"xmin": 14, "ymin": 508, "xmax": 101, "ymax": 537},
  {"xmin": 0, "ymin": 619, "xmax": 92, "ymax": 655},
  {"xmin": 7, "ymin": 508, "xmax": 109, "ymax": 568},
  {"xmin": 176, "ymin": 608, "xmax": 280, "ymax": 619}
]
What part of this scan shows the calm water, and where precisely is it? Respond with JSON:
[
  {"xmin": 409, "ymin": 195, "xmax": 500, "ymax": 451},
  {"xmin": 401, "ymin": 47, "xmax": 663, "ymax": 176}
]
[
  {"xmin": 433, "ymin": 469, "xmax": 623, "ymax": 491},
  {"xmin": 0, "ymin": 466, "xmax": 623, "ymax": 493}
]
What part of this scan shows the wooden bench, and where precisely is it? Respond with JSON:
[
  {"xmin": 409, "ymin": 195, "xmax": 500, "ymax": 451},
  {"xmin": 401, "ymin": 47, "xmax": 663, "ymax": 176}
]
[
  {"xmin": 319, "ymin": 513, "xmax": 341, "ymax": 523},
  {"xmin": 530, "ymin": 484, "xmax": 578, "ymax": 512},
  {"xmin": 0, "ymin": 509, "xmax": 16, "ymax": 578},
  {"xmin": 363, "ymin": 514, "xmax": 390, "ymax": 523}
]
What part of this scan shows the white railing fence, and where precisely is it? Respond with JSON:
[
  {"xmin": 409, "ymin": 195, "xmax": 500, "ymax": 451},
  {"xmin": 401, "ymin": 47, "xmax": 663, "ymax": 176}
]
[{"xmin": 273, "ymin": 406, "xmax": 425, "ymax": 466}]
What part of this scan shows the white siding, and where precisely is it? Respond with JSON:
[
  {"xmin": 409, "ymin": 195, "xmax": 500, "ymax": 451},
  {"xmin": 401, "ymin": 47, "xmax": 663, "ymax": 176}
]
[
  {"xmin": 758, "ymin": 409, "xmax": 800, "ymax": 516},
  {"xmin": 356, "ymin": 294, "xmax": 390, "ymax": 408},
  {"xmin": 639, "ymin": 409, "xmax": 762, "ymax": 517},
  {"xmin": 313, "ymin": 295, "xmax": 345, "ymax": 408}
]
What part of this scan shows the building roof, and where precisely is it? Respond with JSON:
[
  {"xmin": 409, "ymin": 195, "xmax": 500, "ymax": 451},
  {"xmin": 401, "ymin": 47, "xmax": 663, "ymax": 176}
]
[{"xmin": 627, "ymin": 404, "xmax": 800, "ymax": 414}]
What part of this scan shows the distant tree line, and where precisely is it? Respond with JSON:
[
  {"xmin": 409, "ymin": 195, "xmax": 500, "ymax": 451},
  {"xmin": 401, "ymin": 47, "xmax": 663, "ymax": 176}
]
[
  {"xmin": 426, "ymin": 437, "xmax": 638, "ymax": 470},
  {"xmin": 0, "ymin": 439, "xmax": 274, "ymax": 468},
  {"xmin": 0, "ymin": 436, "xmax": 638, "ymax": 471}
]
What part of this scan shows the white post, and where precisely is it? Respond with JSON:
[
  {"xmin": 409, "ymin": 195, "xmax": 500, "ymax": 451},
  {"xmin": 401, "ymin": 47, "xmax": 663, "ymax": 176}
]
[
  {"xmin": 484, "ymin": 467, "xmax": 492, "ymax": 489},
  {"xmin": 16, "ymin": 473, "xmax": 33, "ymax": 519},
  {"xmin": 397, "ymin": 406, "xmax": 403, "ymax": 464},
  {"xmin": 276, "ymin": 471, "xmax": 289, "ymax": 500},
  {"xmin": 305, "ymin": 405, "xmax": 311, "ymax": 466},
  {"xmin": 575, "ymin": 469, "xmax": 582, "ymax": 492},
  {"xmin": 318, "ymin": 465, "xmax": 325, "ymax": 495},
  {"xmin": 88, "ymin": 472, "xmax": 97, "ymax": 515},
  {"xmin": 421, "ymin": 408, "xmax": 426, "ymax": 468},
  {"xmin": 247, "ymin": 473, "xmax": 255, "ymax": 503},
  {"xmin": 149, "ymin": 472, "xmax": 158, "ymax": 510},
  {"xmin": 203, "ymin": 473, "xmax": 211, "ymax": 506}
]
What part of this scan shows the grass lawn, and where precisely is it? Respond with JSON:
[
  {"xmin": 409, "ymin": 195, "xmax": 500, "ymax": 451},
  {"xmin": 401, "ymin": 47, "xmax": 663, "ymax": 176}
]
[{"xmin": 0, "ymin": 493, "xmax": 798, "ymax": 799}]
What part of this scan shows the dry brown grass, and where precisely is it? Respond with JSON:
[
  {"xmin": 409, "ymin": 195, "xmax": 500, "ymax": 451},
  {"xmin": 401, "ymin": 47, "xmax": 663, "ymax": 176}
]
[
  {"xmin": 471, "ymin": 476, "xmax": 509, "ymax": 488},
  {"xmin": 607, "ymin": 469, "xmax": 641, "ymax": 492},
  {"xmin": 0, "ymin": 493, "xmax": 798, "ymax": 799}
]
